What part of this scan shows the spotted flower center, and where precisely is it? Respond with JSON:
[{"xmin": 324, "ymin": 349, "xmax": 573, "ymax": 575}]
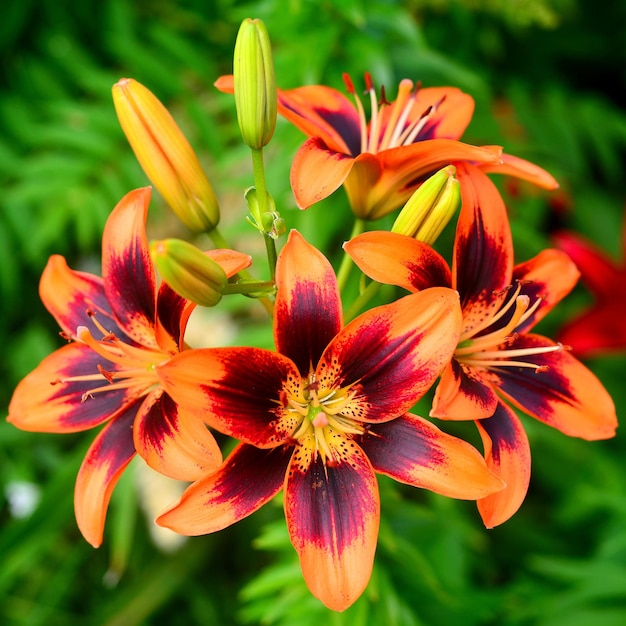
[
  {"xmin": 454, "ymin": 281, "xmax": 566, "ymax": 372},
  {"xmin": 52, "ymin": 310, "xmax": 170, "ymax": 402},
  {"xmin": 343, "ymin": 72, "xmax": 444, "ymax": 155},
  {"xmin": 284, "ymin": 373, "xmax": 365, "ymax": 466}
]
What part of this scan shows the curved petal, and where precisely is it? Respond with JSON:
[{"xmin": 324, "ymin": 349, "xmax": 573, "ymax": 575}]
[
  {"xmin": 290, "ymin": 137, "xmax": 355, "ymax": 209},
  {"xmin": 479, "ymin": 151, "xmax": 559, "ymax": 190},
  {"xmin": 102, "ymin": 187, "xmax": 158, "ymax": 348},
  {"xmin": 157, "ymin": 347, "xmax": 299, "ymax": 446},
  {"xmin": 430, "ymin": 360, "xmax": 499, "ymax": 420},
  {"xmin": 39, "ymin": 255, "xmax": 122, "ymax": 341},
  {"xmin": 344, "ymin": 231, "xmax": 451, "ymax": 292},
  {"xmin": 134, "ymin": 389, "xmax": 222, "ymax": 481},
  {"xmin": 492, "ymin": 334, "xmax": 618, "ymax": 440},
  {"xmin": 343, "ymin": 141, "xmax": 503, "ymax": 220},
  {"xmin": 454, "ymin": 163, "xmax": 513, "ymax": 334},
  {"xmin": 476, "ymin": 403, "xmax": 531, "ymax": 528},
  {"xmin": 157, "ymin": 443, "xmax": 292, "ymax": 535},
  {"xmin": 7, "ymin": 343, "xmax": 133, "ymax": 432},
  {"xmin": 317, "ymin": 287, "xmax": 462, "ymax": 422},
  {"xmin": 285, "ymin": 439, "xmax": 379, "ymax": 611},
  {"xmin": 558, "ymin": 304, "xmax": 626, "ymax": 358},
  {"xmin": 274, "ymin": 230, "xmax": 342, "ymax": 376},
  {"xmin": 74, "ymin": 405, "xmax": 138, "ymax": 547},
  {"xmin": 512, "ymin": 249, "xmax": 580, "ymax": 332},
  {"xmin": 361, "ymin": 413, "xmax": 503, "ymax": 499}
]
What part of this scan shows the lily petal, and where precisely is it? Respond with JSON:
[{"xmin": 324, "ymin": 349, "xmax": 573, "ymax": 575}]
[
  {"xmin": 74, "ymin": 405, "xmax": 137, "ymax": 547},
  {"xmin": 475, "ymin": 403, "xmax": 531, "ymax": 528},
  {"xmin": 274, "ymin": 230, "xmax": 342, "ymax": 377},
  {"xmin": 430, "ymin": 360, "xmax": 499, "ymax": 420},
  {"xmin": 492, "ymin": 334, "xmax": 618, "ymax": 440},
  {"xmin": 39, "ymin": 255, "xmax": 121, "ymax": 341},
  {"xmin": 479, "ymin": 151, "xmax": 559, "ymax": 190},
  {"xmin": 157, "ymin": 347, "xmax": 299, "ymax": 446},
  {"xmin": 157, "ymin": 443, "xmax": 292, "ymax": 535},
  {"xmin": 7, "ymin": 343, "xmax": 133, "ymax": 432},
  {"xmin": 454, "ymin": 164, "xmax": 513, "ymax": 334},
  {"xmin": 344, "ymin": 231, "xmax": 451, "ymax": 292},
  {"xmin": 361, "ymin": 413, "xmax": 503, "ymax": 499},
  {"xmin": 285, "ymin": 437, "xmax": 379, "ymax": 611},
  {"xmin": 512, "ymin": 249, "xmax": 580, "ymax": 332},
  {"xmin": 317, "ymin": 288, "xmax": 461, "ymax": 422},
  {"xmin": 290, "ymin": 137, "xmax": 355, "ymax": 209},
  {"xmin": 102, "ymin": 187, "xmax": 158, "ymax": 348},
  {"xmin": 134, "ymin": 389, "xmax": 222, "ymax": 481}
]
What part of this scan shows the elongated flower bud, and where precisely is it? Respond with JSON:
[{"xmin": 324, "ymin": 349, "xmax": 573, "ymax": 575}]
[
  {"xmin": 150, "ymin": 239, "xmax": 227, "ymax": 307},
  {"xmin": 113, "ymin": 78, "xmax": 220, "ymax": 232},
  {"xmin": 392, "ymin": 166, "xmax": 460, "ymax": 245},
  {"xmin": 233, "ymin": 18, "xmax": 277, "ymax": 149}
]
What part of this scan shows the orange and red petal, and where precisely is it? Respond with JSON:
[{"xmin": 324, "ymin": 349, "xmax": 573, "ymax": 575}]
[
  {"xmin": 157, "ymin": 442, "xmax": 292, "ymax": 535},
  {"xmin": 102, "ymin": 187, "xmax": 158, "ymax": 348},
  {"xmin": 493, "ymin": 333, "xmax": 618, "ymax": 440},
  {"xmin": 512, "ymin": 249, "xmax": 580, "ymax": 332},
  {"xmin": 361, "ymin": 413, "xmax": 503, "ymax": 499},
  {"xmin": 290, "ymin": 137, "xmax": 355, "ymax": 209},
  {"xmin": 318, "ymin": 287, "xmax": 461, "ymax": 422},
  {"xmin": 7, "ymin": 343, "xmax": 134, "ymax": 432},
  {"xmin": 430, "ymin": 360, "xmax": 500, "ymax": 420},
  {"xmin": 284, "ymin": 441, "xmax": 379, "ymax": 611},
  {"xmin": 344, "ymin": 231, "xmax": 451, "ymax": 293},
  {"xmin": 157, "ymin": 347, "xmax": 299, "ymax": 446},
  {"xmin": 476, "ymin": 402, "xmax": 531, "ymax": 528},
  {"xmin": 74, "ymin": 405, "xmax": 137, "ymax": 547},
  {"xmin": 39, "ymin": 255, "xmax": 121, "ymax": 341},
  {"xmin": 274, "ymin": 230, "xmax": 342, "ymax": 376},
  {"xmin": 479, "ymin": 152, "xmax": 559, "ymax": 190},
  {"xmin": 454, "ymin": 164, "xmax": 513, "ymax": 325},
  {"xmin": 344, "ymin": 141, "xmax": 503, "ymax": 220},
  {"xmin": 134, "ymin": 389, "xmax": 222, "ymax": 482}
]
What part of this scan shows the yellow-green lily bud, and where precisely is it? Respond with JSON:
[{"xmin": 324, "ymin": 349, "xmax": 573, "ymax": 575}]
[
  {"xmin": 233, "ymin": 18, "xmax": 277, "ymax": 149},
  {"xmin": 392, "ymin": 165, "xmax": 460, "ymax": 245},
  {"xmin": 150, "ymin": 239, "xmax": 227, "ymax": 307},
  {"xmin": 113, "ymin": 78, "xmax": 220, "ymax": 232}
]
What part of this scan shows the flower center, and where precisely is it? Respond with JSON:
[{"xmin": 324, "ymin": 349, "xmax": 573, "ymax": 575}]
[
  {"xmin": 343, "ymin": 72, "xmax": 445, "ymax": 155},
  {"xmin": 51, "ymin": 310, "xmax": 169, "ymax": 402},
  {"xmin": 454, "ymin": 281, "xmax": 567, "ymax": 372},
  {"xmin": 285, "ymin": 373, "xmax": 365, "ymax": 466}
]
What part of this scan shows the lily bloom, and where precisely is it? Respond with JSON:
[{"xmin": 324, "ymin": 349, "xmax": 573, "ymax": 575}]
[
  {"xmin": 553, "ymin": 208, "xmax": 626, "ymax": 357},
  {"xmin": 216, "ymin": 74, "xmax": 557, "ymax": 219},
  {"xmin": 155, "ymin": 230, "xmax": 502, "ymax": 611},
  {"xmin": 345, "ymin": 164, "xmax": 617, "ymax": 527},
  {"xmin": 7, "ymin": 187, "xmax": 251, "ymax": 548}
]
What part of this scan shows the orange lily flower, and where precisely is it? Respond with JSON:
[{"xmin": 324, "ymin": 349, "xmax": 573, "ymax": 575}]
[
  {"xmin": 155, "ymin": 230, "xmax": 502, "ymax": 611},
  {"xmin": 553, "ymin": 207, "xmax": 626, "ymax": 357},
  {"xmin": 216, "ymin": 74, "xmax": 557, "ymax": 219},
  {"xmin": 345, "ymin": 164, "xmax": 617, "ymax": 527},
  {"xmin": 7, "ymin": 187, "xmax": 251, "ymax": 547}
]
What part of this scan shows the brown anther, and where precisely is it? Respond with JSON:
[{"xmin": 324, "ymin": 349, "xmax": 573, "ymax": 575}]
[
  {"xmin": 97, "ymin": 364, "xmax": 115, "ymax": 383},
  {"xmin": 419, "ymin": 105, "xmax": 433, "ymax": 120},
  {"xmin": 505, "ymin": 332, "xmax": 519, "ymax": 346},
  {"xmin": 86, "ymin": 308, "xmax": 95, "ymax": 317},
  {"xmin": 59, "ymin": 331, "xmax": 71, "ymax": 342},
  {"xmin": 364, "ymin": 71, "xmax": 373, "ymax": 92},
  {"xmin": 50, "ymin": 379, "xmax": 62, "ymax": 386},
  {"xmin": 535, "ymin": 365, "xmax": 550, "ymax": 373},
  {"xmin": 81, "ymin": 392, "xmax": 95, "ymax": 403},
  {"xmin": 379, "ymin": 85, "xmax": 390, "ymax": 106},
  {"xmin": 342, "ymin": 73, "xmax": 355, "ymax": 94}
]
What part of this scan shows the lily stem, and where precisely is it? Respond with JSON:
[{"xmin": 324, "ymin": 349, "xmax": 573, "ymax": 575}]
[
  {"xmin": 336, "ymin": 218, "xmax": 366, "ymax": 293},
  {"xmin": 344, "ymin": 279, "xmax": 381, "ymax": 323},
  {"xmin": 251, "ymin": 147, "xmax": 278, "ymax": 280}
]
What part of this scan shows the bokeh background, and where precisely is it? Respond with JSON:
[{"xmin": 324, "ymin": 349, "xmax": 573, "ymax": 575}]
[{"xmin": 1, "ymin": 0, "xmax": 625, "ymax": 624}]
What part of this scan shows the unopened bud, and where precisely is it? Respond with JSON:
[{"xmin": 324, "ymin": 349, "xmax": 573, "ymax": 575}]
[
  {"xmin": 150, "ymin": 239, "xmax": 227, "ymax": 307},
  {"xmin": 233, "ymin": 18, "xmax": 277, "ymax": 149},
  {"xmin": 113, "ymin": 78, "xmax": 220, "ymax": 232},
  {"xmin": 392, "ymin": 165, "xmax": 460, "ymax": 245}
]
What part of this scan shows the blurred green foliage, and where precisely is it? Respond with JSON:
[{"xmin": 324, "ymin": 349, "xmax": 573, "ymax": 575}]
[{"xmin": 1, "ymin": 0, "xmax": 625, "ymax": 624}]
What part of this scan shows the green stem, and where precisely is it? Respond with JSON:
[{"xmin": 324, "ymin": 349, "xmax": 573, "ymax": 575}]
[
  {"xmin": 222, "ymin": 280, "xmax": 276, "ymax": 296},
  {"xmin": 251, "ymin": 147, "xmax": 278, "ymax": 279},
  {"xmin": 336, "ymin": 218, "xmax": 366, "ymax": 292},
  {"xmin": 344, "ymin": 280, "xmax": 381, "ymax": 323}
]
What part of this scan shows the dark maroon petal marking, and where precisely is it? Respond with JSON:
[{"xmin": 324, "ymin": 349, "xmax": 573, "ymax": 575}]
[{"xmin": 156, "ymin": 281, "xmax": 192, "ymax": 349}]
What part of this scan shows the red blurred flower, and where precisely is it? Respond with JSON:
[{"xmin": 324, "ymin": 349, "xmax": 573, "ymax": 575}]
[
  {"xmin": 155, "ymin": 230, "xmax": 502, "ymax": 610},
  {"xmin": 345, "ymin": 164, "xmax": 617, "ymax": 527},
  {"xmin": 7, "ymin": 188, "xmax": 251, "ymax": 547}
]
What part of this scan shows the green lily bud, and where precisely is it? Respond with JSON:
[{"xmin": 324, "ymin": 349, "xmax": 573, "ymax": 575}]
[
  {"xmin": 150, "ymin": 239, "xmax": 227, "ymax": 307},
  {"xmin": 392, "ymin": 165, "xmax": 460, "ymax": 245},
  {"xmin": 233, "ymin": 18, "xmax": 277, "ymax": 149}
]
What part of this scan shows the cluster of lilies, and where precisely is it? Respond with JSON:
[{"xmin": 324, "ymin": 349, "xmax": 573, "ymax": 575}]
[{"xmin": 7, "ymin": 19, "xmax": 618, "ymax": 611}]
